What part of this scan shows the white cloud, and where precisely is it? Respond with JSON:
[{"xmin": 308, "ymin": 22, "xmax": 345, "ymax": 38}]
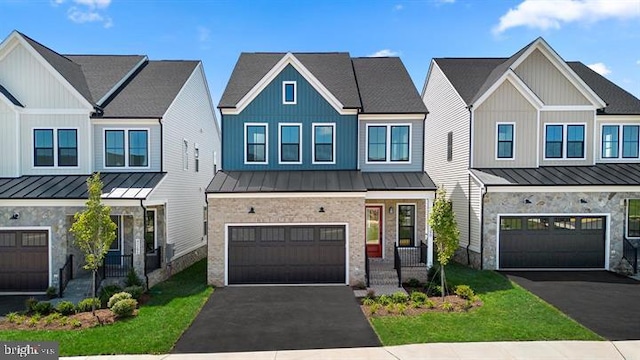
[
  {"xmin": 72, "ymin": 0, "xmax": 111, "ymax": 9},
  {"xmin": 197, "ymin": 26, "xmax": 211, "ymax": 50},
  {"xmin": 54, "ymin": 0, "xmax": 113, "ymax": 28},
  {"xmin": 394, "ymin": 4, "xmax": 404, "ymax": 11},
  {"xmin": 368, "ymin": 49, "xmax": 400, "ymax": 57},
  {"xmin": 493, "ymin": 0, "xmax": 640, "ymax": 34},
  {"xmin": 637, "ymin": 60, "xmax": 640, "ymax": 65},
  {"xmin": 587, "ymin": 62, "xmax": 612, "ymax": 76},
  {"xmin": 438, "ymin": 0, "xmax": 456, "ymax": 3}
]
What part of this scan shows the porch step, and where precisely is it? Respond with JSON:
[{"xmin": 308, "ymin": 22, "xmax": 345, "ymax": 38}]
[{"xmin": 55, "ymin": 274, "xmax": 94, "ymax": 305}]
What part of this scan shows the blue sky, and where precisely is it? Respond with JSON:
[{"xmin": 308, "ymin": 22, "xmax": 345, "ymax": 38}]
[{"xmin": 1, "ymin": 0, "xmax": 639, "ymax": 108}]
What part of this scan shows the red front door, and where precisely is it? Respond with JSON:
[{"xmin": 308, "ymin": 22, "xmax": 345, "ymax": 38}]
[{"xmin": 365, "ymin": 206, "xmax": 383, "ymax": 258}]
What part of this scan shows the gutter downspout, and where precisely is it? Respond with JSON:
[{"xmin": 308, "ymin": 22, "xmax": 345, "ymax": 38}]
[
  {"xmin": 466, "ymin": 105, "xmax": 473, "ymax": 265},
  {"xmin": 140, "ymin": 199, "xmax": 149, "ymax": 289},
  {"xmin": 159, "ymin": 118, "xmax": 164, "ymax": 172},
  {"xmin": 422, "ymin": 112, "xmax": 428, "ymax": 172},
  {"xmin": 479, "ymin": 186, "xmax": 487, "ymax": 270}
]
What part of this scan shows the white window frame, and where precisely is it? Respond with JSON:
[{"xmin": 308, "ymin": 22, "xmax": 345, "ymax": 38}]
[
  {"xmin": 194, "ymin": 143, "xmax": 200, "ymax": 172},
  {"xmin": 103, "ymin": 128, "xmax": 151, "ymax": 169},
  {"xmin": 32, "ymin": 127, "xmax": 80, "ymax": 169},
  {"xmin": 244, "ymin": 123, "xmax": 269, "ymax": 165},
  {"xmin": 278, "ymin": 123, "xmax": 302, "ymax": 164},
  {"xmin": 543, "ymin": 123, "xmax": 587, "ymax": 161},
  {"xmin": 183, "ymin": 139, "xmax": 189, "ymax": 170},
  {"xmin": 396, "ymin": 203, "xmax": 417, "ymax": 247},
  {"xmin": 312, "ymin": 123, "xmax": 336, "ymax": 165},
  {"xmin": 282, "ymin": 81, "xmax": 297, "ymax": 105},
  {"xmin": 626, "ymin": 199, "xmax": 640, "ymax": 239},
  {"xmin": 365, "ymin": 123, "xmax": 412, "ymax": 164},
  {"xmin": 599, "ymin": 124, "xmax": 640, "ymax": 161},
  {"xmin": 495, "ymin": 122, "xmax": 515, "ymax": 160}
]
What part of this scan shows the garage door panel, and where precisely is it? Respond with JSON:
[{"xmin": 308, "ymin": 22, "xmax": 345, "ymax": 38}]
[
  {"xmin": 0, "ymin": 230, "xmax": 49, "ymax": 292},
  {"xmin": 228, "ymin": 225, "xmax": 345, "ymax": 284},
  {"xmin": 499, "ymin": 216, "xmax": 605, "ymax": 269}
]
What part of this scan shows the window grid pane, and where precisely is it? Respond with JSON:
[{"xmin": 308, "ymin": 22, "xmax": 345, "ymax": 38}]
[
  {"xmin": 390, "ymin": 126, "xmax": 409, "ymax": 161},
  {"xmin": 34, "ymin": 129, "xmax": 54, "ymax": 166},
  {"xmin": 623, "ymin": 125, "xmax": 639, "ymax": 158},
  {"xmin": 246, "ymin": 126, "xmax": 266, "ymax": 162},
  {"xmin": 105, "ymin": 130, "xmax": 125, "ymax": 167},
  {"xmin": 398, "ymin": 205, "xmax": 415, "ymax": 247},
  {"xmin": 602, "ymin": 125, "xmax": 619, "ymax": 158},
  {"xmin": 368, "ymin": 126, "xmax": 386, "ymax": 162},
  {"xmin": 545, "ymin": 125, "xmax": 563, "ymax": 158},
  {"xmin": 628, "ymin": 199, "xmax": 640, "ymax": 237},
  {"xmin": 314, "ymin": 126, "xmax": 333, "ymax": 162},
  {"xmin": 57, "ymin": 129, "xmax": 78, "ymax": 167},
  {"xmin": 129, "ymin": 130, "xmax": 148, "ymax": 167},
  {"xmin": 280, "ymin": 125, "xmax": 300, "ymax": 162},
  {"xmin": 497, "ymin": 124, "xmax": 513, "ymax": 158},
  {"xmin": 567, "ymin": 125, "xmax": 584, "ymax": 158}
]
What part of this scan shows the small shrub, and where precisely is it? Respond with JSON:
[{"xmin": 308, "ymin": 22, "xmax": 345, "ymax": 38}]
[
  {"xmin": 43, "ymin": 313, "xmax": 62, "ymax": 325},
  {"xmin": 31, "ymin": 313, "xmax": 42, "ymax": 322},
  {"xmin": 27, "ymin": 317, "xmax": 39, "ymax": 327},
  {"xmin": 125, "ymin": 269, "xmax": 143, "ymax": 287},
  {"xmin": 46, "ymin": 286, "xmax": 58, "ymax": 299},
  {"xmin": 410, "ymin": 291, "xmax": 428, "ymax": 304},
  {"xmin": 25, "ymin": 297, "xmax": 38, "ymax": 313},
  {"xmin": 396, "ymin": 303, "xmax": 408, "ymax": 315},
  {"xmin": 441, "ymin": 301, "xmax": 454, "ymax": 312},
  {"xmin": 463, "ymin": 299, "xmax": 474, "ymax": 311},
  {"xmin": 429, "ymin": 285, "xmax": 443, "ymax": 297},
  {"xmin": 58, "ymin": 317, "xmax": 69, "ymax": 326},
  {"xmin": 70, "ymin": 319, "xmax": 82, "ymax": 328},
  {"xmin": 391, "ymin": 291, "xmax": 409, "ymax": 304},
  {"xmin": 454, "ymin": 285, "xmax": 475, "ymax": 300},
  {"xmin": 362, "ymin": 298, "xmax": 376, "ymax": 306},
  {"xmin": 405, "ymin": 278, "xmax": 422, "ymax": 288},
  {"xmin": 55, "ymin": 301, "xmax": 76, "ymax": 316},
  {"xmin": 377, "ymin": 294, "xmax": 393, "ymax": 306},
  {"xmin": 370, "ymin": 303, "xmax": 381, "ymax": 314},
  {"xmin": 107, "ymin": 292, "xmax": 132, "ymax": 308},
  {"xmin": 110, "ymin": 298, "xmax": 138, "ymax": 318},
  {"xmin": 123, "ymin": 285, "xmax": 144, "ymax": 300},
  {"xmin": 99, "ymin": 284, "xmax": 122, "ymax": 306},
  {"xmin": 77, "ymin": 297, "xmax": 101, "ymax": 313},
  {"xmin": 33, "ymin": 301, "xmax": 53, "ymax": 315},
  {"xmin": 384, "ymin": 304, "xmax": 395, "ymax": 314},
  {"xmin": 424, "ymin": 299, "xmax": 435, "ymax": 309},
  {"xmin": 427, "ymin": 266, "xmax": 438, "ymax": 281},
  {"xmin": 6, "ymin": 312, "xmax": 21, "ymax": 323},
  {"xmin": 366, "ymin": 289, "xmax": 376, "ymax": 298}
]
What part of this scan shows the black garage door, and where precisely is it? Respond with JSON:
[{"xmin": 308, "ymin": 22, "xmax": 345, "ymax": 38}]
[
  {"xmin": 228, "ymin": 225, "xmax": 346, "ymax": 284},
  {"xmin": 0, "ymin": 230, "xmax": 49, "ymax": 292},
  {"xmin": 499, "ymin": 216, "xmax": 605, "ymax": 269}
]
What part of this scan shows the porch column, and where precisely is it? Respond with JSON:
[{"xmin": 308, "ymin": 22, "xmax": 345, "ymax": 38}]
[
  {"xmin": 133, "ymin": 213, "xmax": 145, "ymax": 279},
  {"xmin": 425, "ymin": 196, "xmax": 434, "ymax": 268}
]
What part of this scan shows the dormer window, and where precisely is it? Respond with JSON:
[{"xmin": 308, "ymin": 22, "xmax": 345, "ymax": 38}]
[{"xmin": 283, "ymin": 81, "xmax": 296, "ymax": 104}]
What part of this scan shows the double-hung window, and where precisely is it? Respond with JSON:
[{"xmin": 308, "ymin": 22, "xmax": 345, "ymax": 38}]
[
  {"xmin": 366, "ymin": 124, "xmax": 411, "ymax": 163},
  {"xmin": 105, "ymin": 129, "xmax": 149, "ymax": 167},
  {"xmin": 279, "ymin": 124, "xmax": 301, "ymax": 164},
  {"xmin": 245, "ymin": 124, "xmax": 267, "ymax": 164},
  {"xmin": 544, "ymin": 124, "xmax": 585, "ymax": 160},
  {"xmin": 313, "ymin": 123, "xmax": 335, "ymax": 163},
  {"xmin": 34, "ymin": 128, "xmax": 78, "ymax": 167},
  {"xmin": 601, "ymin": 125, "xmax": 640, "ymax": 159},
  {"xmin": 627, "ymin": 199, "xmax": 640, "ymax": 238},
  {"xmin": 398, "ymin": 204, "xmax": 416, "ymax": 247},
  {"xmin": 496, "ymin": 123, "xmax": 514, "ymax": 159}
]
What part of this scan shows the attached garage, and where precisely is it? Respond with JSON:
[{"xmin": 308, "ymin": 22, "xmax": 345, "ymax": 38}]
[
  {"xmin": 227, "ymin": 225, "xmax": 346, "ymax": 285},
  {"xmin": 498, "ymin": 216, "xmax": 606, "ymax": 269},
  {"xmin": 0, "ymin": 229, "xmax": 49, "ymax": 292}
]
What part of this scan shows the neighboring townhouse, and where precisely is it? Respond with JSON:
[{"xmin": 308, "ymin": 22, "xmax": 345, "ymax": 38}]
[
  {"xmin": 207, "ymin": 52, "xmax": 436, "ymax": 286},
  {"xmin": 422, "ymin": 37, "xmax": 640, "ymax": 273},
  {"xmin": 0, "ymin": 31, "xmax": 220, "ymax": 293}
]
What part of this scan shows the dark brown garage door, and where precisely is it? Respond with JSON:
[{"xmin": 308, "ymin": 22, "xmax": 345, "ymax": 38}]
[
  {"xmin": 0, "ymin": 230, "xmax": 49, "ymax": 292},
  {"xmin": 228, "ymin": 225, "xmax": 346, "ymax": 284},
  {"xmin": 499, "ymin": 216, "xmax": 605, "ymax": 269}
]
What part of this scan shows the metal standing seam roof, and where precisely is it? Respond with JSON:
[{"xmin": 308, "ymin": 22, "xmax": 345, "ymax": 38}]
[
  {"xmin": 471, "ymin": 164, "xmax": 640, "ymax": 186},
  {"xmin": 0, "ymin": 83, "xmax": 23, "ymax": 107},
  {"xmin": 0, "ymin": 173, "xmax": 165, "ymax": 199},
  {"xmin": 351, "ymin": 57, "xmax": 427, "ymax": 114},
  {"xmin": 207, "ymin": 171, "xmax": 436, "ymax": 193}
]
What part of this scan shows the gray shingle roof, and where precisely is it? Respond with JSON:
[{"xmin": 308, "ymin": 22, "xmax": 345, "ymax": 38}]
[
  {"xmin": 100, "ymin": 61, "xmax": 198, "ymax": 118},
  {"xmin": 471, "ymin": 164, "xmax": 640, "ymax": 186},
  {"xmin": 219, "ymin": 52, "xmax": 361, "ymax": 109},
  {"xmin": 0, "ymin": 83, "xmax": 23, "ymax": 107},
  {"xmin": 0, "ymin": 172, "xmax": 165, "ymax": 199},
  {"xmin": 362, "ymin": 172, "xmax": 436, "ymax": 190},
  {"xmin": 19, "ymin": 32, "xmax": 94, "ymax": 104},
  {"xmin": 434, "ymin": 42, "xmax": 640, "ymax": 114},
  {"xmin": 352, "ymin": 57, "xmax": 427, "ymax": 114},
  {"xmin": 207, "ymin": 170, "xmax": 367, "ymax": 193},
  {"xmin": 65, "ymin": 55, "xmax": 146, "ymax": 104}
]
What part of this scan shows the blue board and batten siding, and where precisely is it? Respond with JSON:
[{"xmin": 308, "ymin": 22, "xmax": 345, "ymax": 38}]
[{"xmin": 222, "ymin": 65, "xmax": 358, "ymax": 170}]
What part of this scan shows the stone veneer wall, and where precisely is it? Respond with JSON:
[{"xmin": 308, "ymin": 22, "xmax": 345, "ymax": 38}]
[
  {"xmin": 208, "ymin": 196, "xmax": 365, "ymax": 287},
  {"xmin": 365, "ymin": 199, "xmax": 426, "ymax": 260},
  {"xmin": 0, "ymin": 205, "xmax": 144, "ymax": 289},
  {"xmin": 481, "ymin": 191, "xmax": 640, "ymax": 271}
]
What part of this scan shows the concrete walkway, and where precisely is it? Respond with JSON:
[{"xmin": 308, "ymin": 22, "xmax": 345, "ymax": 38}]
[{"xmin": 62, "ymin": 341, "xmax": 640, "ymax": 359}]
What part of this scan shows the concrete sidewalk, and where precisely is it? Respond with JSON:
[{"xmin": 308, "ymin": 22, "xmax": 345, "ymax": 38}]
[{"xmin": 63, "ymin": 341, "xmax": 640, "ymax": 360}]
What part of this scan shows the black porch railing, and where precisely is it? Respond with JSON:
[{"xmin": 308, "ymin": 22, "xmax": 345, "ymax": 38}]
[
  {"xmin": 623, "ymin": 237, "xmax": 638, "ymax": 274},
  {"xmin": 145, "ymin": 246, "xmax": 162, "ymax": 274},
  {"xmin": 100, "ymin": 253, "xmax": 134, "ymax": 279},
  {"xmin": 364, "ymin": 247, "xmax": 370, "ymax": 287},
  {"xmin": 393, "ymin": 244, "xmax": 402, "ymax": 287},
  {"xmin": 397, "ymin": 241, "xmax": 428, "ymax": 267},
  {"xmin": 58, "ymin": 254, "xmax": 73, "ymax": 297}
]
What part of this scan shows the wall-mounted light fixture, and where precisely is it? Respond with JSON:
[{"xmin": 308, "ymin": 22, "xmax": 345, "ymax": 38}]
[
  {"xmin": 319, "ymin": 207, "xmax": 325, "ymax": 213},
  {"xmin": 10, "ymin": 212, "xmax": 19, "ymax": 220},
  {"xmin": 389, "ymin": 206, "xmax": 394, "ymax": 214},
  {"xmin": 580, "ymin": 199, "xmax": 588, "ymax": 204},
  {"xmin": 248, "ymin": 207, "xmax": 255, "ymax": 214},
  {"xmin": 523, "ymin": 199, "xmax": 532, "ymax": 204}
]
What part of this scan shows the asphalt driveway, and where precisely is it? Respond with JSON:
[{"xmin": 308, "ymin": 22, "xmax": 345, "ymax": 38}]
[
  {"xmin": 172, "ymin": 286, "xmax": 380, "ymax": 353},
  {"xmin": 504, "ymin": 271, "xmax": 640, "ymax": 340},
  {"xmin": 0, "ymin": 295, "xmax": 46, "ymax": 316}
]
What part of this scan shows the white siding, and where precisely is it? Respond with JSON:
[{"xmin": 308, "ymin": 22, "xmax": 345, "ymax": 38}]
[
  {"xmin": 93, "ymin": 124, "xmax": 162, "ymax": 172},
  {"xmin": 0, "ymin": 100, "xmax": 18, "ymax": 177},
  {"xmin": 358, "ymin": 118, "xmax": 423, "ymax": 172},
  {"xmin": 20, "ymin": 114, "xmax": 91, "ymax": 175},
  {"xmin": 469, "ymin": 175, "xmax": 483, "ymax": 253},
  {"xmin": 422, "ymin": 62, "xmax": 474, "ymax": 251},
  {"xmin": 0, "ymin": 41, "xmax": 87, "ymax": 109},
  {"xmin": 147, "ymin": 63, "xmax": 221, "ymax": 259}
]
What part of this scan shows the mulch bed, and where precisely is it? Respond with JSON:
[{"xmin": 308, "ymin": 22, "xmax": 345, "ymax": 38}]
[{"xmin": 361, "ymin": 294, "xmax": 482, "ymax": 318}]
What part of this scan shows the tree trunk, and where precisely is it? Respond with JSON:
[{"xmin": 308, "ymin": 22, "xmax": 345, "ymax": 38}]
[
  {"xmin": 440, "ymin": 264, "xmax": 445, "ymax": 301},
  {"xmin": 91, "ymin": 269, "xmax": 96, "ymax": 316}
]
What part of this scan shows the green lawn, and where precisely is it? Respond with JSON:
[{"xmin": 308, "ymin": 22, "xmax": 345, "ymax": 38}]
[
  {"xmin": 371, "ymin": 263, "xmax": 602, "ymax": 345},
  {"xmin": 0, "ymin": 259, "xmax": 213, "ymax": 356}
]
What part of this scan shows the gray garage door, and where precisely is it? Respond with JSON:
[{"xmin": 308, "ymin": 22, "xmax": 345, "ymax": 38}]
[
  {"xmin": 0, "ymin": 230, "xmax": 49, "ymax": 292},
  {"xmin": 228, "ymin": 225, "xmax": 346, "ymax": 284},
  {"xmin": 499, "ymin": 216, "xmax": 605, "ymax": 269}
]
